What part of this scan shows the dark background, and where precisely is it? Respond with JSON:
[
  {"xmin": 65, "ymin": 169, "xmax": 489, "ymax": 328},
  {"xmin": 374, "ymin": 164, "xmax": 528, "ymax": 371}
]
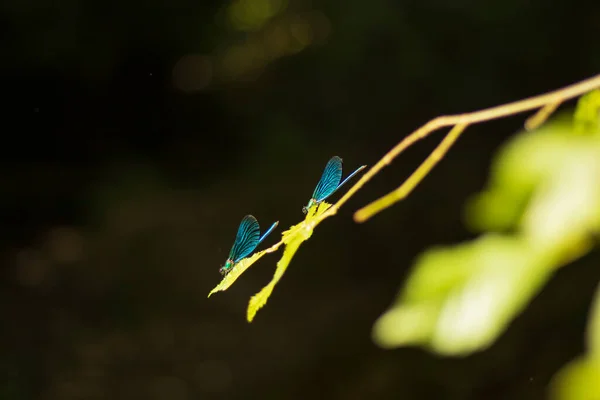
[{"xmin": 1, "ymin": 0, "xmax": 600, "ymax": 398}]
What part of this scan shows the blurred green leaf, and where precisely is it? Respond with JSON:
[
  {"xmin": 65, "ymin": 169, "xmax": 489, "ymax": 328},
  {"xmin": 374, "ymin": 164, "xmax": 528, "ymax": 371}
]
[
  {"xmin": 465, "ymin": 120, "xmax": 600, "ymax": 243},
  {"xmin": 376, "ymin": 92, "xmax": 600, "ymax": 359},
  {"xmin": 550, "ymin": 357, "xmax": 600, "ymax": 400},
  {"xmin": 373, "ymin": 234, "xmax": 555, "ymax": 355},
  {"xmin": 521, "ymin": 142, "xmax": 600, "ymax": 250},
  {"xmin": 574, "ymin": 89, "xmax": 600, "ymax": 136},
  {"xmin": 550, "ymin": 283, "xmax": 600, "ymax": 399},
  {"xmin": 465, "ymin": 120, "xmax": 571, "ymax": 231},
  {"xmin": 587, "ymin": 283, "xmax": 600, "ymax": 358}
]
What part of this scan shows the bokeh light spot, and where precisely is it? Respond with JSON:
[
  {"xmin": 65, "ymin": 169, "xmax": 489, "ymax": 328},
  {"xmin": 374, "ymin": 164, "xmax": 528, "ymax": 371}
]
[
  {"xmin": 227, "ymin": 0, "xmax": 286, "ymax": 31},
  {"xmin": 193, "ymin": 360, "xmax": 232, "ymax": 394},
  {"xmin": 14, "ymin": 248, "xmax": 48, "ymax": 288},
  {"xmin": 289, "ymin": 18, "xmax": 313, "ymax": 49},
  {"xmin": 172, "ymin": 55, "xmax": 213, "ymax": 92},
  {"xmin": 44, "ymin": 226, "xmax": 84, "ymax": 264}
]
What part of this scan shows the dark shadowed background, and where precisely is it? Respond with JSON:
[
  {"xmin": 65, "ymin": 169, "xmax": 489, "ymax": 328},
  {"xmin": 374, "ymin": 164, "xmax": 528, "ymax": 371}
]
[{"xmin": 1, "ymin": 0, "xmax": 600, "ymax": 399}]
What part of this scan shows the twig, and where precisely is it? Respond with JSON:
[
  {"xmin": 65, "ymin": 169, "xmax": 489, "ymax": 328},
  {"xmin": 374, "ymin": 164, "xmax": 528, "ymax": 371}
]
[
  {"xmin": 354, "ymin": 123, "xmax": 468, "ymax": 222},
  {"xmin": 525, "ymin": 100, "xmax": 562, "ymax": 131},
  {"xmin": 348, "ymin": 73, "xmax": 600, "ymax": 223}
]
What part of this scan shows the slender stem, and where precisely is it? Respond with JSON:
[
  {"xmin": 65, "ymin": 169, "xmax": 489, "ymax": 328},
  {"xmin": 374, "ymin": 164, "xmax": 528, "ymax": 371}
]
[
  {"xmin": 255, "ymin": 75, "xmax": 600, "ymax": 259},
  {"xmin": 345, "ymin": 73, "xmax": 600, "ymax": 223},
  {"xmin": 354, "ymin": 123, "xmax": 468, "ymax": 222},
  {"xmin": 525, "ymin": 100, "xmax": 562, "ymax": 131}
]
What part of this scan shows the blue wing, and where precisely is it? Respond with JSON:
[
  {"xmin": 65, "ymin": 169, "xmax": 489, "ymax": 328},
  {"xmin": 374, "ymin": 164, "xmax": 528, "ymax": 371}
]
[
  {"xmin": 228, "ymin": 215, "xmax": 261, "ymax": 263},
  {"xmin": 312, "ymin": 156, "xmax": 343, "ymax": 202}
]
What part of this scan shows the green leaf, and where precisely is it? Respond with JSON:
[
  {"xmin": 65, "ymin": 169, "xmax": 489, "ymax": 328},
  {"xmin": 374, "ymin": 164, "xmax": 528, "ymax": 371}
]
[
  {"xmin": 521, "ymin": 143, "xmax": 600, "ymax": 250},
  {"xmin": 247, "ymin": 201, "xmax": 332, "ymax": 322},
  {"xmin": 465, "ymin": 120, "xmax": 573, "ymax": 231},
  {"xmin": 373, "ymin": 234, "xmax": 556, "ymax": 355},
  {"xmin": 465, "ymin": 120, "xmax": 600, "ymax": 242},
  {"xmin": 550, "ymin": 283, "xmax": 600, "ymax": 399},
  {"xmin": 574, "ymin": 89, "xmax": 600, "ymax": 136},
  {"xmin": 550, "ymin": 357, "xmax": 600, "ymax": 400},
  {"xmin": 208, "ymin": 247, "xmax": 272, "ymax": 298},
  {"xmin": 379, "ymin": 104, "xmax": 600, "ymax": 357},
  {"xmin": 587, "ymin": 283, "xmax": 600, "ymax": 358}
]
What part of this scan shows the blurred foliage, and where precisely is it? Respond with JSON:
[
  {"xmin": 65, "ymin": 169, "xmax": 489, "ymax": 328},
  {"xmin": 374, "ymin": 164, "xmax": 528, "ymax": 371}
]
[
  {"xmin": 574, "ymin": 89, "xmax": 600, "ymax": 136},
  {"xmin": 373, "ymin": 234, "xmax": 558, "ymax": 354},
  {"xmin": 550, "ymin": 282, "xmax": 600, "ymax": 400},
  {"xmin": 372, "ymin": 90, "xmax": 600, "ymax": 394}
]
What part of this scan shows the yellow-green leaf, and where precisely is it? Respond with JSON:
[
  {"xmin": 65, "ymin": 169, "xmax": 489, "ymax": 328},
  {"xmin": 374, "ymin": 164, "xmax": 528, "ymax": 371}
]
[
  {"xmin": 373, "ymin": 234, "xmax": 556, "ymax": 355},
  {"xmin": 550, "ymin": 357, "xmax": 600, "ymax": 400},
  {"xmin": 465, "ymin": 121, "xmax": 572, "ymax": 232},
  {"xmin": 208, "ymin": 248, "xmax": 272, "ymax": 298},
  {"xmin": 574, "ymin": 89, "xmax": 600, "ymax": 136},
  {"xmin": 521, "ymin": 145, "xmax": 600, "ymax": 250},
  {"xmin": 587, "ymin": 283, "xmax": 600, "ymax": 359},
  {"xmin": 550, "ymin": 283, "xmax": 600, "ymax": 399},
  {"xmin": 246, "ymin": 202, "xmax": 332, "ymax": 322},
  {"xmin": 465, "ymin": 120, "xmax": 600, "ymax": 236}
]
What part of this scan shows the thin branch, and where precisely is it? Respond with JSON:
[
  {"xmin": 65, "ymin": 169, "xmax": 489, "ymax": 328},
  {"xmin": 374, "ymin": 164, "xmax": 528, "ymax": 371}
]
[
  {"xmin": 345, "ymin": 73, "xmax": 600, "ymax": 223},
  {"xmin": 525, "ymin": 100, "xmax": 562, "ymax": 131},
  {"xmin": 355, "ymin": 123, "xmax": 468, "ymax": 222}
]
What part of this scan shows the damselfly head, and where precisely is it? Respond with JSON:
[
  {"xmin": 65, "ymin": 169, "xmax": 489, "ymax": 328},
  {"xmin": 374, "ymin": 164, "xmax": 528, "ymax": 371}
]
[
  {"xmin": 219, "ymin": 260, "xmax": 233, "ymax": 276},
  {"xmin": 302, "ymin": 199, "xmax": 315, "ymax": 214}
]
